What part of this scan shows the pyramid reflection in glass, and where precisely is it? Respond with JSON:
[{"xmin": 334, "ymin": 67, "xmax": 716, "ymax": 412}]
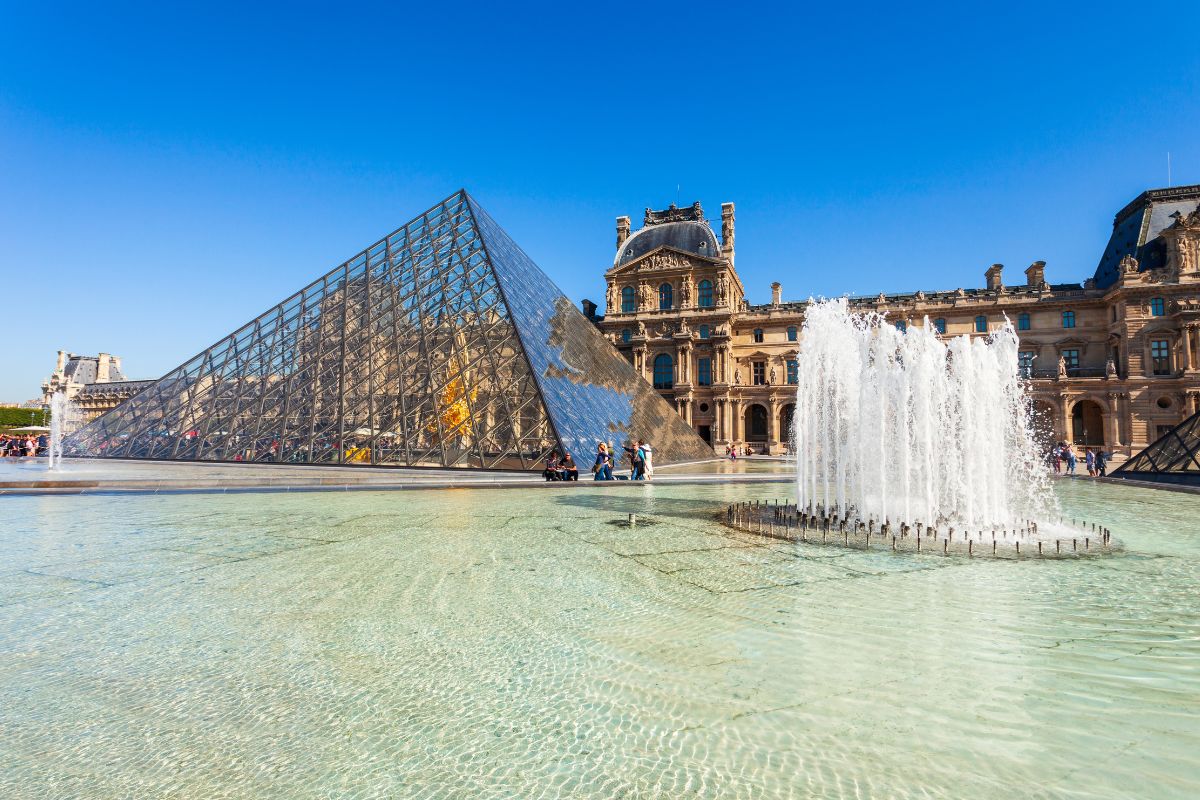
[{"xmin": 68, "ymin": 191, "xmax": 714, "ymax": 470}]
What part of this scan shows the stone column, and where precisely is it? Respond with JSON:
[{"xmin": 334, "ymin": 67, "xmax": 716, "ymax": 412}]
[
  {"xmin": 768, "ymin": 397, "xmax": 780, "ymax": 453},
  {"xmin": 1186, "ymin": 324, "xmax": 1196, "ymax": 371},
  {"xmin": 1102, "ymin": 399, "xmax": 1119, "ymax": 450}
]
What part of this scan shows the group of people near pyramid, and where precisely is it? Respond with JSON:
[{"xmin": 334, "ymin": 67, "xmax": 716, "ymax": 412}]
[{"xmin": 542, "ymin": 439, "xmax": 654, "ymax": 482}]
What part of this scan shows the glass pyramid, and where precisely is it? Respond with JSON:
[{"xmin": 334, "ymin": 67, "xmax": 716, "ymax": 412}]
[
  {"xmin": 68, "ymin": 191, "xmax": 714, "ymax": 471},
  {"xmin": 1113, "ymin": 411, "xmax": 1200, "ymax": 484}
]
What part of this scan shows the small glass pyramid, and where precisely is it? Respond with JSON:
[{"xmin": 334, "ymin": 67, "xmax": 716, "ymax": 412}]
[
  {"xmin": 68, "ymin": 191, "xmax": 714, "ymax": 471},
  {"xmin": 1113, "ymin": 411, "xmax": 1200, "ymax": 482}
]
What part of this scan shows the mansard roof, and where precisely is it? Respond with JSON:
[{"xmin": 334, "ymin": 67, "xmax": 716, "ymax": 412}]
[
  {"xmin": 1093, "ymin": 184, "xmax": 1200, "ymax": 289},
  {"xmin": 615, "ymin": 219, "xmax": 722, "ymax": 268}
]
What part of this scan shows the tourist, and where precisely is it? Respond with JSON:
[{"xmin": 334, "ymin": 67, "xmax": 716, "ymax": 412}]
[
  {"xmin": 592, "ymin": 443, "xmax": 613, "ymax": 480},
  {"xmin": 543, "ymin": 450, "xmax": 561, "ymax": 481},
  {"xmin": 622, "ymin": 442, "xmax": 642, "ymax": 480},
  {"xmin": 639, "ymin": 440, "xmax": 654, "ymax": 481},
  {"xmin": 560, "ymin": 452, "xmax": 578, "ymax": 481},
  {"xmin": 1085, "ymin": 448, "xmax": 1096, "ymax": 477},
  {"xmin": 1052, "ymin": 445, "xmax": 1062, "ymax": 474},
  {"xmin": 1065, "ymin": 446, "xmax": 1077, "ymax": 475},
  {"xmin": 729, "ymin": 444, "xmax": 738, "ymax": 461},
  {"xmin": 1095, "ymin": 450, "xmax": 1108, "ymax": 477}
]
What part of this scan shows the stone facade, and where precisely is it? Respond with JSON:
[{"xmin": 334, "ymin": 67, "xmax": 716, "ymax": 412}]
[
  {"xmin": 598, "ymin": 187, "xmax": 1200, "ymax": 460},
  {"xmin": 41, "ymin": 351, "xmax": 151, "ymax": 422}
]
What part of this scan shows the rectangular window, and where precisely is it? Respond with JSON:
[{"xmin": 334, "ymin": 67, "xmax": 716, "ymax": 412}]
[
  {"xmin": 1062, "ymin": 310, "xmax": 1075, "ymax": 328},
  {"xmin": 752, "ymin": 361, "xmax": 766, "ymax": 385},
  {"xmin": 1062, "ymin": 349, "xmax": 1080, "ymax": 371},
  {"xmin": 975, "ymin": 316, "xmax": 988, "ymax": 333},
  {"xmin": 1151, "ymin": 339, "xmax": 1171, "ymax": 375},
  {"xmin": 1018, "ymin": 351, "xmax": 1035, "ymax": 376},
  {"xmin": 1018, "ymin": 314, "xmax": 1030, "ymax": 331},
  {"xmin": 786, "ymin": 359, "xmax": 798, "ymax": 384},
  {"xmin": 1151, "ymin": 298, "xmax": 1165, "ymax": 316},
  {"xmin": 697, "ymin": 357, "xmax": 712, "ymax": 386}
]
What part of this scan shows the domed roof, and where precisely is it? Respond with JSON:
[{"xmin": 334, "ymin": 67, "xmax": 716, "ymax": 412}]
[{"xmin": 614, "ymin": 220, "xmax": 722, "ymax": 267}]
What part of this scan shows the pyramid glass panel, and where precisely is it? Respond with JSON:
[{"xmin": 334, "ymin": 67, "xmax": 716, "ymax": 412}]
[
  {"xmin": 1114, "ymin": 411, "xmax": 1200, "ymax": 483},
  {"xmin": 68, "ymin": 191, "xmax": 714, "ymax": 471}
]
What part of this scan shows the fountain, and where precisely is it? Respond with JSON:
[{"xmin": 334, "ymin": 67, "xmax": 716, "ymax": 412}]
[
  {"xmin": 723, "ymin": 299, "xmax": 1116, "ymax": 557},
  {"xmin": 47, "ymin": 392, "xmax": 82, "ymax": 471}
]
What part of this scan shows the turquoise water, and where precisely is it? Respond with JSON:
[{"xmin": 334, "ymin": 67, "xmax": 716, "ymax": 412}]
[{"xmin": 1, "ymin": 479, "xmax": 1197, "ymax": 798}]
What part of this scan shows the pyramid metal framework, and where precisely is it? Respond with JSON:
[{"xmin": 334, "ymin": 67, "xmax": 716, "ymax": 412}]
[
  {"xmin": 1112, "ymin": 410, "xmax": 1200, "ymax": 485},
  {"xmin": 68, "ymin": 191, "xmax": 714, "ymax": 471}
]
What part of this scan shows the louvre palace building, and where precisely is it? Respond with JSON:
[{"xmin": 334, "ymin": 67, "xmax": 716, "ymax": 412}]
[{"xmin": 597, "ymin": 185, "xmax": 1200, "ymax": 461}]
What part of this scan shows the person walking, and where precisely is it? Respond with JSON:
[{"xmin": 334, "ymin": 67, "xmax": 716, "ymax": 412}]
[
  {"xmin": 639, "ymin": 440, "xmax": 654, "ymax": 481},
  {"xmin": 592, "ymin": 443, "xmax": 613, "ymax": 481},
  {"xmin": 1065, "ymin": 445, "xmax": 1077, "ymax": 476},
  {"xmin": 1095, "ymin": 449, "xmax": 1108, "ymax": 477},
  {"xmin": 1085, "ymin": 448, "xmax": 1096, "ymax": 477},
  {"xmin": 623, "ymin": 442, "xmax": 644, "ymax": 480}
]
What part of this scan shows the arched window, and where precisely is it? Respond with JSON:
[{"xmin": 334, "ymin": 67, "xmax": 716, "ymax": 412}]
[
  {"xmin": 974, "ymin": 316, "xmax": 987, "ymax": 333},
  {"xmin": 1062, "ymin": 310, "xmax": 1075, "ymax": 329},
  {"xmin": 787, "ymin": 326, "xmax": 797, "ymax": 341},
  {"xmin": 658, "ymin": 283, "xmax": 673, "ymax": 310},
  {"xmin": 698, "ymin": 324, "xmax": 710, "ymax": 339},
  {"xmin": 895, "ymin": 320, "xmax": 907, "ymax": 333},
  {"xmin": 621, "ymin": 286, "xmax": 635, "ymax": 313},
  {"xmin": 652, "ymin": 353, "xmax": 673, "ymax": 389},
  {"xmin": 934, "ymin": 318, "xmax": 946, "ymax": 334},
  {"xmin": 621, "ymin": 328, "xmax": 631, "ymax": 343},
  {"xmin": 1151, "ymin": 297, "xmax": 1166, "ymax": 316},
  {"xmin": 1018, "ymin": 313, "xmax": 1031, "ymax": 331},
  {"xmin": 697, "ymin": 280, "xmax": 713, "ymax": 308},
  {"xmin": 753, "ymin": 328, "xmax": 764, "ymax": 343}
]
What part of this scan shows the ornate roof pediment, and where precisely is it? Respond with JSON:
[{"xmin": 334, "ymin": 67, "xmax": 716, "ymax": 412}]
[{"xmin": 606, "ymin": 245, "xmax": 721, "ymax": 277}]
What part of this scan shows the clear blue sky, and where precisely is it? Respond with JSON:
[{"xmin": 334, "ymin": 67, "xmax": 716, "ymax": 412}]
[{"xmin": 2, "ymin": 2, "xmax": 1198, "ymax": 402}]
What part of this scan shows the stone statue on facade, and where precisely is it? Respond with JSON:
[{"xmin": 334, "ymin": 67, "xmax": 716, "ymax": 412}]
[
  {"xmin": 678, "ymin": 318, "xmax": 690, "ymax": 335},
  {"xmin": 733, "ymin": 367, "xmax": 742, "ymax": 385},
  {"xmin": 636, "ymin": 320, "xmax": 646, "ymax": 337},
  {"xmin": 605, "ymin": 282, "xmax": 616, "ymax": 313},
  {"xmin": 769, "ymin": 367, "xmax": 777, "ymax": 385},
  {"xmin": 1058, "ymin": 354, "xmax": 1067, "ymax": 379},
  {"xmin": 638, "ymin": 282, "xmax": 652, "ymax": 310},
  {"xmin": 1106, "ymin": 357, "xmax": 1117, "ymax": 379},
  {"xmin": 716, "ymin": 274, "xmax": 728, "ymax": 306},
  {"xmin": 680, "ymin": 275, "xmax": 693, "ymax": 308}
]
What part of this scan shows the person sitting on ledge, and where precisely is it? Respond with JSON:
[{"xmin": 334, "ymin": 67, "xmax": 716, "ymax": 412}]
[
  {"xmin": 560, "ymin": 452, "xmax": 579, "ymax": 481},
  {"xmin": 543, "ymin": 450, "xmax": 561, "ymax": 481}
]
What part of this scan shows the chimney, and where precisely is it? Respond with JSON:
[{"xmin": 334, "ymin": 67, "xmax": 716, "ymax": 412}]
[
  {"xmin": 1025, "ymin": 260, "xmax": 1046, "ymax": 287},
  {"xmin": 112, "ymin": 356, "xmax": 123, "ymax": 376},
  {"xmin": 985, "ymin": 263, "xmax": 1003, "ymax": 291},
  {"xmin": 96, "ymin": 353, "xmax": 110, "ymax": 383},
  {"xmin": 771, "ymin": 282, "xmax": 782, "ymax": 306},
  {"xmin": 616, "ymin": 216, "xmax": 631, "ymax": 249},
  {"xmin": 721, "ymin": 202, "xmax": 735, "ymax": 267}
]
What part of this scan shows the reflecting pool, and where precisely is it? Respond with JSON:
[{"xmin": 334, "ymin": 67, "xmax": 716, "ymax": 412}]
[{"xmin": 1, "ymin": 479, "xmax": 1197, "ymax": 798}]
